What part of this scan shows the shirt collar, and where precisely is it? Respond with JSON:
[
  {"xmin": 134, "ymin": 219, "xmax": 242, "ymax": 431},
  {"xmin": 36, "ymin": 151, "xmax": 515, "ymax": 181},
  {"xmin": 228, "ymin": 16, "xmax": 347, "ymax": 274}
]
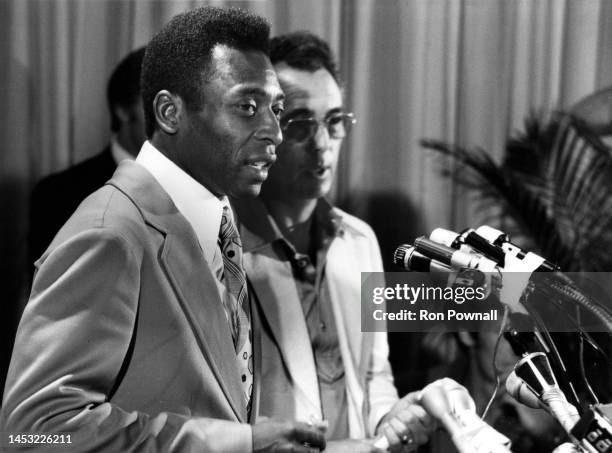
[
  {"xmin": 312, "ymin": 199, "xmax": 343, "ymax": 239},
  {"xmin": 135, "ymin": 141, "xmax": 226, "ymax": 264},
  {"xmin": 234, "ymin": 197, "xmax": 343, "ymax": 253},
  {"xmin": 110, "ymin": 135, "xmax": 136, "ymax": 165}
]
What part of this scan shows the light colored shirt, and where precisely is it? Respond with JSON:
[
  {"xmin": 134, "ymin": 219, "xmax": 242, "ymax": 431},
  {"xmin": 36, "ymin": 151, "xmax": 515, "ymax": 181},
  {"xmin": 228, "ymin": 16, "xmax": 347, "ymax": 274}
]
[
  {"xmin": 285, "ymin": 206, "xmax": 349, "ymax": 440},
  {"xmin": 135, "ymin": 141, "xmax": 227, "ymax": 268},
  {"xmin": 110, "ymin": 136, "xmax": 136, "ymax": 165}
]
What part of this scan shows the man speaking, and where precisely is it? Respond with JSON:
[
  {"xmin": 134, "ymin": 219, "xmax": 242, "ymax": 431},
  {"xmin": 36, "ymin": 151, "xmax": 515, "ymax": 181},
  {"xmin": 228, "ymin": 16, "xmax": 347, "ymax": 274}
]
[
  {"xmin": 234, "ymin": 32, "xmax": 434, "ymax": 452},
  {"xmin": 2, "ymin": 7, "xmax": 324, "ymax": 453}
]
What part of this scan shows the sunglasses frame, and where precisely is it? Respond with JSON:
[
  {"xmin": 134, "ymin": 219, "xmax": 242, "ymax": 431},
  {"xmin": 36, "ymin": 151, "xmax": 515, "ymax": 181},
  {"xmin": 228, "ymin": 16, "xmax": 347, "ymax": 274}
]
[{"xmin": 281, "ymin": 112, "xmax": 356, "ymax": 143}]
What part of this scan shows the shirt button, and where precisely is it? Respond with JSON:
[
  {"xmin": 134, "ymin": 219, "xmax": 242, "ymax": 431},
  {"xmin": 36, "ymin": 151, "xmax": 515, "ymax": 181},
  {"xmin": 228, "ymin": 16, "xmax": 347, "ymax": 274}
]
[{"xmin": 304, "ymin": 265, "xmax": 317, "ymax": 282}]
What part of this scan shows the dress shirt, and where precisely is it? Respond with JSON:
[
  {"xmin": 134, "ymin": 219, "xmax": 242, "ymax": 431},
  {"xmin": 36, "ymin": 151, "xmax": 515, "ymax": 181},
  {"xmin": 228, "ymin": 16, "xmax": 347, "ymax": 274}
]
[
  {"xmin": 285, "ymin": 203, "xmax": 349, "ymax": 440},
  {"xmin": 135, "ymin": 141, "xmax": 226, "ymax": 268}
]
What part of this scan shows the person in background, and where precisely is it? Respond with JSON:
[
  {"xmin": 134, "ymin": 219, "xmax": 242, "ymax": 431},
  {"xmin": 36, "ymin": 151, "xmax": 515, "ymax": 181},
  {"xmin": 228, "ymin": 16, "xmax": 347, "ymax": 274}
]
[
  {"xmin": 2, "ymin": 8, "xmax": 325, "ymax": 453},
  {"xmin": 28, "ymin": 47, "xmax": 146, "ymax": 269},
  {"xmin": 234, "ymin": 31, "xmax": 434, "ymax": 452}
]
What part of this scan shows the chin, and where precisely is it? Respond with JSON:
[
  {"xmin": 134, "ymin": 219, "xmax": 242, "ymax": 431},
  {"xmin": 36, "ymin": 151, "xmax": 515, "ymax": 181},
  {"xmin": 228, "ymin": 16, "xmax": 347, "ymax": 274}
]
[
  {"xmin": 230, "ymin": 184, "xmax": 262, "ymax": 199},
  {"xmin": 304, "ymin": 183, "xmax": 331, "ymax": 200}
]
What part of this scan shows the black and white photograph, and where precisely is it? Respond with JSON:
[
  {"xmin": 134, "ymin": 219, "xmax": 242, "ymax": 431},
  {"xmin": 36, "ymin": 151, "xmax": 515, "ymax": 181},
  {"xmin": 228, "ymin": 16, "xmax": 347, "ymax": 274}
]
[{"xmin": 1, "ymin": 1, "xmax": 612, "ymax": 452}]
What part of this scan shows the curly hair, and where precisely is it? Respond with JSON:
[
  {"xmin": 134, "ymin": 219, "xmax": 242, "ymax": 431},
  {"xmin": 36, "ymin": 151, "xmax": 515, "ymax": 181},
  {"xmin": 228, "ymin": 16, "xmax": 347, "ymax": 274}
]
[
  {"xmin": 269, "ymin": 31, "xmax": 339, "ymax": 83},
  {"xmin": 141, "ymin": 6, "xmax": 271, "ymax": 137},
  {"xmin": 107, "ymin": 47, "xmax": 145, "ymax": 132}
]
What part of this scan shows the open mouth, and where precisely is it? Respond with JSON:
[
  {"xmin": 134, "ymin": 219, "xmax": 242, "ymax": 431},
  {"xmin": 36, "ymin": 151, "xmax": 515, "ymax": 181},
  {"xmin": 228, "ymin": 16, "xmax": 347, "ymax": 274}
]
[
  {"xmin": 310, "ymin": 164, "xmax": 331, "ymax": 178},
  {"xmin": 247, "ymin": 161, "xmax": 270, "ymax": 170},
  {"xmin": 245, "ymin": 150, "xmax": 276, "ymax": 171},
  {"xmin": 244, "ymin": 157, "xmax": 275, "ymax": 182}
]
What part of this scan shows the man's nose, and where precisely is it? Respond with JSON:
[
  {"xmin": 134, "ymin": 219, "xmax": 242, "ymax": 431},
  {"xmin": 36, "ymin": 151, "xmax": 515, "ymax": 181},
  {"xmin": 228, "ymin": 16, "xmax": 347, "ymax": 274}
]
[
  {"xmin": 312, "ymin": 123, "xmax": 332, "ymax": 153},
  {"xmin": 256, "ymin": 108, "xmax": 283, "ymax": 146}
]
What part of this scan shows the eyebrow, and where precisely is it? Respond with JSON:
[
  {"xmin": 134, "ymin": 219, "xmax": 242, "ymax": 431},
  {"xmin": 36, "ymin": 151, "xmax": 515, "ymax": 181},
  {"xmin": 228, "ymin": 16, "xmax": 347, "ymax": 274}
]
[
  {"xmin": 233, "ymin": 86, "xmax": 285, "ymax": 101},
  {"xmin": 325, "ymin": 107, "xmax": 343, "ymax": 119}
]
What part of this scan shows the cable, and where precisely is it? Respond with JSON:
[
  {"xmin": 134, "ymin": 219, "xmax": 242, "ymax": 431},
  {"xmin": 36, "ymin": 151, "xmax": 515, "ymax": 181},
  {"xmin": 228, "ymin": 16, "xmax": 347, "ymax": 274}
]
[
  {"xmin": 520, "ymin": 284, "xmax": 582, "ymax": 410},
  {"xmin": 531, "ymin": 275, "xmax": 611, "ymax": 405},
  {"xmin": 576, "ymin": 306, "xmax": 600, "ymax": 404},
  {"xmin": 547, "ymin": 272, "xmax": 612, "ymax": 332},
  {"xmin": 529, "ymin": 275, "xmax": 611, "ymax": 363},
  {"xmin": 533, "ymin": 283, "xmax": 609, "ymax": 360},
  {"xmin": 482, "ymin": 305, "xmax": 509, "ymax": 420}
]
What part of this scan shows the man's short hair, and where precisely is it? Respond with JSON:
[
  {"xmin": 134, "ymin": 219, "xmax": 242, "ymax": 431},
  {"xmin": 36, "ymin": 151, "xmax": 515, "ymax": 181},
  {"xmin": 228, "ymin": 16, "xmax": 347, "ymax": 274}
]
[
  {"xmin": 141, "ymin": 6, "xmax": 271, "ymax": 138},
  {"xmin": 270, "ymin": 31, "xmax": 340, "ymax": 83},
  {"xmin": 107, "ymin": 47, "xmax": 146, "ymax": 132}
]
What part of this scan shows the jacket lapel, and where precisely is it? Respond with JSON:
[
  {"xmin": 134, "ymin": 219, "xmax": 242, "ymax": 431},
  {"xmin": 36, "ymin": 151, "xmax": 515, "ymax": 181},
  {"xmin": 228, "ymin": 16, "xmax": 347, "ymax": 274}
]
[
  {"xmin": 160, "ymin": 228, "xmax": 247, "ymax": 421},
  {"xmin": 108, "ymin": 161, "xmax": 247, "ymax": 421},
  {"xmin": 243, "ymin": 250, "xmax": 322, "ymax": 418},
  {"xmin": 326, "ymin": 224, "xmax": 376, "ymax": 388}
]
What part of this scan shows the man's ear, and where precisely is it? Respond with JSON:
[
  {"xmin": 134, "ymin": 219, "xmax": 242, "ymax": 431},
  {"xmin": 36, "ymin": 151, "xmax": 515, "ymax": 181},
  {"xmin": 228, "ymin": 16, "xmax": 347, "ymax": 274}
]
[{"xmin": 153, "ymin": 90, "xmax": 182, "ymax": 134}]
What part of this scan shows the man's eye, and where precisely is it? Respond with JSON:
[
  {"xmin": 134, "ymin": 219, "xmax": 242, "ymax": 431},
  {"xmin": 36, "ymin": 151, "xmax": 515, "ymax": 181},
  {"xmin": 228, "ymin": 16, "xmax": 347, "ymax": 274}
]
[
  {"xmin": 238, "ymin": 103, "xmax": 257, "ymax": 116},
  {"xmin": 327, "ymin": 115, "xmax": 343, "ymax": 126},
  {"xmin": 272, "ymin": 104, "xmax": 285, "ymax": 120}
]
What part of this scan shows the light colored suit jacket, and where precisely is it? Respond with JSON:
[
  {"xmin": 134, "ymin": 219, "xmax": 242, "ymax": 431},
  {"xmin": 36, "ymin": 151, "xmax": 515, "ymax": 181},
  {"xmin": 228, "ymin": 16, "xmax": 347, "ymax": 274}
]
[
  {"xmin": 2, "ymin": 161, "xmax": 253, "ymax": 452},
  {"xmin": 235, "ymin": 199, "xmax": 398, "ymax": 439}
]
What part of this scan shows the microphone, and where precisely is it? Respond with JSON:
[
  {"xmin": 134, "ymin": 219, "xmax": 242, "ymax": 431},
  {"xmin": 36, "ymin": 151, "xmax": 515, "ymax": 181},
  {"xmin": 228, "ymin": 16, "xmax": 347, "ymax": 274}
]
[
  {"xmin": 570, "ymin": 403, "xmax": 612, "ymax": 453},
  {"xmin": 413, "ymin": 236, "xmax": 498, "ymax": 272},
  {"xmin": 505, "ymin": 371, "xmax": 543, "ymax": 410},
  {"xmin": 393, "ymin": 244, "xmax": 453, "ymax": 273},
  {"xmin": 394, "ymin": 244, "xmax": 495, "ymax": 298},
  {"xmin": 393, "ymin": 230, "xmax": 562, "ymax": 315},
  {"xmin": 475, "ymin": 225, "xmax": 558, "ymax": 272},
  {"xmin": 508, "ymin": 365, "xmax": 588, "ymax": 452},
  {"xmin": 418, "ymin": 379, "xmax": 512, "ymax": 453},
  {"xmin": 551, "ymin": 443, "xmax": 584, "ymax": 453},
  {"xmin": 430, "ymin": 228, "xmax": 506, "ymax": 266},
  {"xmin": 513, "ymin": 352, "xmax": 580, "ymax": 434},
  {"xmin": 414, "ymin": 236, "xmax": 532, "ymax": 311}
]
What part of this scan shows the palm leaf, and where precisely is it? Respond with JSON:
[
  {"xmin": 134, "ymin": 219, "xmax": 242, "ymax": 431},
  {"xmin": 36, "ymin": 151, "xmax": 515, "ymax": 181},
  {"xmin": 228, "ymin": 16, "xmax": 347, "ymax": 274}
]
[{"xmin": 421, "ymin": 112, "xmax": 612, "ymax": 271}]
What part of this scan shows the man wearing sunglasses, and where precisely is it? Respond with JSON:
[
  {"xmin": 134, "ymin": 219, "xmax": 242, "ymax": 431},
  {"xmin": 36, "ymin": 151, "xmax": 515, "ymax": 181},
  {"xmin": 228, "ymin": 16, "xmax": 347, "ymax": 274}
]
[{"xmin": 233, "ymin": 32, "xmax": 434, "ymax": 452}]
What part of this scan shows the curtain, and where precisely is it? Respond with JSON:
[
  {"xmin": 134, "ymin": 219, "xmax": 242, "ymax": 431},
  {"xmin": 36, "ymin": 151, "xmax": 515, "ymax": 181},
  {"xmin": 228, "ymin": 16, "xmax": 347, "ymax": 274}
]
[{"xmin": 2, "ymin": 0, "xmax": 612, "ymax": 384}]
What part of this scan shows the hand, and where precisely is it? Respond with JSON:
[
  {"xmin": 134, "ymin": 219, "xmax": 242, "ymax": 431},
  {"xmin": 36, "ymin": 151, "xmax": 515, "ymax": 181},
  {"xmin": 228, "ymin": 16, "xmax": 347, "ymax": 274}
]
[
  {"xmin": 376, "ymin": 392, "xmax": 436, "ymax": 452},
  {"xmin": 420, "ymin": 377, "xmax": 476, "ymax": 414},
  {"xmin": 324, "ymin": 439, "xmax": 384, "ymax": 453},
  {"xmin": 252, "ymin": 419, "xmax": 326, "ymax": 453}
]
